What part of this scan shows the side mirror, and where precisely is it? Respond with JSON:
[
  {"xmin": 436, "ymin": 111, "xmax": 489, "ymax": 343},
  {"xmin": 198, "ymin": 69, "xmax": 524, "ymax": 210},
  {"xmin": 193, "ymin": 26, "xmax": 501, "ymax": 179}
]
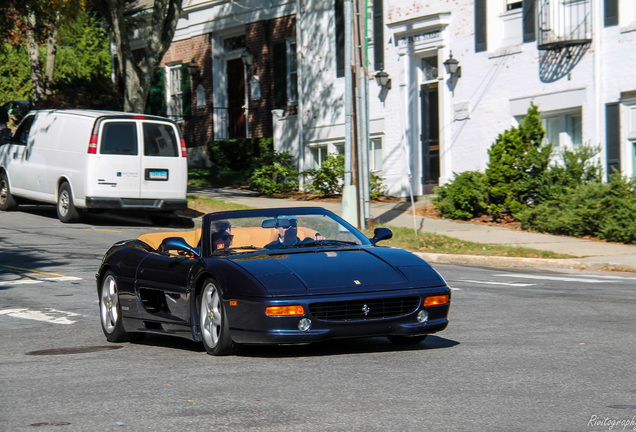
[
  {"xmin": 370, "ymin": 227, "xmax": 393, "ymax": 245},
  {"xmin": 159, "ymin": 237, "xmax": 199, "ymax": 257}
]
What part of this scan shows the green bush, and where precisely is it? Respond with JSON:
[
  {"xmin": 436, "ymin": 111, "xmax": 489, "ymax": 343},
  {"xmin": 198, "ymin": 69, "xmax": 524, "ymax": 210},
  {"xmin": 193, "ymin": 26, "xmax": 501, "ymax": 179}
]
[
  {"xmin": 517, "ymin": 173, "xmax": 636, "ymax": 244},
  {"xmin": 433, "ymin": 171, "xmax": 488, "ymax": 220},
  {"xmin": 206, "ymin": 137, "xmax": 274, "ymax": 172},
  {"xmin": 369, "ymin": 171, "xmax": 387, "ymax": 199},
  {"xmin": 249, "ymin": 151, "xmax": 299, "ymax": 194},
  {"xmin": 304, "ymin": 154, "xmax": 344, "ymax": 194}
]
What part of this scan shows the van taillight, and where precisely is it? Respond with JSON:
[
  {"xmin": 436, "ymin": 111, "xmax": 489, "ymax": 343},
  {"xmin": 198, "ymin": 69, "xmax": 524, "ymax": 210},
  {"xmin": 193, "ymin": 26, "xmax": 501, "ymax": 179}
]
[
  {"xmin": 180, "ymin": 138, "xmax": 187, "ymax": 157},
  {"xmin": 88, "ymin": 135, "xmax": 98, "ymax": 154}
]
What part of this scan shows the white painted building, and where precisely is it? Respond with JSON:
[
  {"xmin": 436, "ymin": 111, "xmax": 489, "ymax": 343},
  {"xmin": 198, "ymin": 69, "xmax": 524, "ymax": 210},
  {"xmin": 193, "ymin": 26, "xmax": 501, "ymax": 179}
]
[{"xmin": 137, "ymin": 0, "xmax": 636, "ymax": 197}]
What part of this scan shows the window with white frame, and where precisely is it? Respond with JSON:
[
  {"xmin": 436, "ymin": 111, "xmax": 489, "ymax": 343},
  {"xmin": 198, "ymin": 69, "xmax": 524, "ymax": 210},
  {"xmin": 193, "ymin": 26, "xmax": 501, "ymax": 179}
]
[
  {"xmin": 310, "ymin": 145, "xmax": 328, "ymax": 170},
  {"xmin": 167, "ymin": 64, "xmax": 183, "ymax": 121},
  {"xmin": 287, "ymin": 39, "xmax": 298, "ymax": 104},
  {"xmin": 543, "ymin": 112, "xmax": 582, "ymax": 151},
  {"xmin": 501, "ymin": 0, "xmax": 523, "ymax": 47},
  {"xmin": 369, "ymin": 138, "xmax": 383, "ymax": 172}
]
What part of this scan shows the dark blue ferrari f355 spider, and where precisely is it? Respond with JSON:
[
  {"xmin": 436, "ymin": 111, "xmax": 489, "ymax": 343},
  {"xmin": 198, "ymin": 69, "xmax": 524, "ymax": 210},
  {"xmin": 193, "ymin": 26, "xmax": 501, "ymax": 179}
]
[{"xmin": 96, "ymin": 207, "xmax": 451, "ymax": 355}]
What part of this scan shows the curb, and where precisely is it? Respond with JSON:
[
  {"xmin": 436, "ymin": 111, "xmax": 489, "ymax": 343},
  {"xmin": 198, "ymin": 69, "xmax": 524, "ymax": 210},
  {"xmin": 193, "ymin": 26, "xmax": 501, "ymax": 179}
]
[{"xmin": 414, "ymin": 252, "xmax": 594, "ymax": 270}]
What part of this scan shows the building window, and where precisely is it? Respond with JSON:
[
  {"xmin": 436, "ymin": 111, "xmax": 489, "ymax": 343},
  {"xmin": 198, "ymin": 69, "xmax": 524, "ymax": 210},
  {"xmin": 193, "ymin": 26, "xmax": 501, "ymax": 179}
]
[
  {"xmin": 311, "ymin": 145, "xmax": 329, "ymax": 170},
  {"xmin": 543, "ymin": 112, "xmax": 582, "ymax": 151},
  {"xmin": 287, "ymin": 40, "xmax": 298, "ymax": 104},
  {"xmin": 167, "ymin": 64, "xmax": 183, "ymax": 121},
  {"xmin": 604, "ymin": 0, "xmax": 618, "ymax": 27},
  {"xmin": 369, "ymin": 138, "xmax": 383, "ymax": 172}
]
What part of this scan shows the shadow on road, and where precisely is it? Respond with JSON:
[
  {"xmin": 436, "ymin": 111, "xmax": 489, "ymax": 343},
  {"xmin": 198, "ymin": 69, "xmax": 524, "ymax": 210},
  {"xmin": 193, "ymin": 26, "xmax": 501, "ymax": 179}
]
[
  {"xmin": 7, "ymin": 205, "xmax": 195, "ymax": 228},
  {"xmin": 130, "ymin": 334, "xmax": 459, "ymax": 357}
]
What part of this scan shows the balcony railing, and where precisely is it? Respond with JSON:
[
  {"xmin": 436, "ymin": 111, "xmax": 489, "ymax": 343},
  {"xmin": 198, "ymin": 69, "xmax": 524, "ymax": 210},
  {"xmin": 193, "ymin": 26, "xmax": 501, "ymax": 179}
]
[{"xmin": 538, "ymin": 0, "xmax": 592, "ymax": 50}]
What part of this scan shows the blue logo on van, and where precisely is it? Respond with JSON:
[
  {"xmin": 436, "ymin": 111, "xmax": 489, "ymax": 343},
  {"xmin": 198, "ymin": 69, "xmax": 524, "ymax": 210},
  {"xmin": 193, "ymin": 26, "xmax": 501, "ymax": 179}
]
[{"xmin": 117, "ymin": 172, "xmax": 121, "ymax": 177}]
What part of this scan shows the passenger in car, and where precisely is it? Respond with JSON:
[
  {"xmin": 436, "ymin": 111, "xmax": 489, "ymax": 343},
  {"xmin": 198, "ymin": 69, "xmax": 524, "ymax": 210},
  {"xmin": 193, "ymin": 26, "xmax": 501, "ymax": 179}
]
[
  {"xmin": 211, "ymin": 220, "xmax": 233, "ymax": 251},
  {"xmin": 264, "ymin": 216, "xmax": 324, "ymax": 249}
]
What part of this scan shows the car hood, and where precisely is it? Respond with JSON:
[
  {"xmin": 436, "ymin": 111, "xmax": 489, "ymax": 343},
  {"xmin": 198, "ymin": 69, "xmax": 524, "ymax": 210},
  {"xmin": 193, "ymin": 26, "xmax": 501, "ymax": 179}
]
[{"xmin": 229, "ymin": 247, "xmax": 445, "ymax": 295}]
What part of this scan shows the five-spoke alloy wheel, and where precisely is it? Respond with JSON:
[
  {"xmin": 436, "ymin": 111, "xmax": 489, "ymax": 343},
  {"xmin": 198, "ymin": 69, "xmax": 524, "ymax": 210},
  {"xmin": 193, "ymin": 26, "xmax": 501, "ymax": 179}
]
[{"xmin": 198, "ymin": 279, "xmax": 237, "ymax": 355}]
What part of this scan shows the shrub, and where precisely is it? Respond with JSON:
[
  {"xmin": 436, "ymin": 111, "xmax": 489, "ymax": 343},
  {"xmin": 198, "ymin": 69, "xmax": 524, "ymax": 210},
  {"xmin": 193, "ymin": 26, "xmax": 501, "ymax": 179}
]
[
  {"xmin": 304, "ymin": 154, "xmax": 345, "ymax": 195},
  {"xmin": 249, "ymin": 151, "xmax": 299, "ymax": 194},
  {"xmin": 206, "ymin": 138, "xmax": 274, "ymax": 172},
  {"xmin": 433, "ymin": 171, "xmax": 488, "ymax": 220},
  {"xmin": 485, "ymin": 103, "xmax": 552, "ymax": 219}
]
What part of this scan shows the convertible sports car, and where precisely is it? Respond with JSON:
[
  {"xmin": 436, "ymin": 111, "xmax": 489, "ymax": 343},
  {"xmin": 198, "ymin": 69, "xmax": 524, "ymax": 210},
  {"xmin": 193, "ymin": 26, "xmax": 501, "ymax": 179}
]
[{"xmin": 96, "ymin": 207, "xmax": 451, "ymax": 355}]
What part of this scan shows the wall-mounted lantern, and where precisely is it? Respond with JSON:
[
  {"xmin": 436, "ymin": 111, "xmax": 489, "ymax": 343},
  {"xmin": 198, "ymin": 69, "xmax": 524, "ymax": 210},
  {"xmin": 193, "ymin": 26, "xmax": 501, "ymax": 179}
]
[
  {"xmin": 250, "ymin": 76, "xmax": 261, "ymax": 101},
  {"xmin": 374, "ymin": 71, "xmax": 392, "ymax": 91},
  {"xmin": 443, "ymin": 52, "xmax": 461, "ymax": 78}
]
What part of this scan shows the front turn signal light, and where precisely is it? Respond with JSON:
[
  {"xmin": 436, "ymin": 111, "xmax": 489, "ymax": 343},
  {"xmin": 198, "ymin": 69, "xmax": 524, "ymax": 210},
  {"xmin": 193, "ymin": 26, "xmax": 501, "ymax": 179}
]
[
  {"xmin": 423, "ymin": 295, "xmax": 449, "ymax": 306},
  {"xmin": 265, "ymin": 305, "xmax": 305, "ymax": 316}
]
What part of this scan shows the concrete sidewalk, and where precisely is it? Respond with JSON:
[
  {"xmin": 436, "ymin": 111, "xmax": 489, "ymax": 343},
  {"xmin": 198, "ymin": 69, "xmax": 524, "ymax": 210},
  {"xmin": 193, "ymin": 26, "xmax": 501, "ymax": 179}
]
[{"xmin": 188, "ymin": 186, "xmax": 636, "ymax": 272}]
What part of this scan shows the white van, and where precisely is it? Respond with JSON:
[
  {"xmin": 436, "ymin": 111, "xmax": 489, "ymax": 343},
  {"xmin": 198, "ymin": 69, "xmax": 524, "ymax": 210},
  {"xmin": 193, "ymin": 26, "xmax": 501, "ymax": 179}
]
[{"xmin": 0, "ymin": 110, "xmax": 188, "ymax": 222}]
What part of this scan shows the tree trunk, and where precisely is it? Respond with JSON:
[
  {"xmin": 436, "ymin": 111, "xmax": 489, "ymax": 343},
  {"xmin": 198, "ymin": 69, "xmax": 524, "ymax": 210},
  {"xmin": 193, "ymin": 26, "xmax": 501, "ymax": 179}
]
[
  {"xmin": 105, "ymin": 0, "xmax": 183, "ymax": 114},
  {"xmin": 26, "ymin": 10, "xmax": 45, "ymax": 105},
  {"xmin": 44, "ymin": 12, "xmax": 61, "ymax": 95}
]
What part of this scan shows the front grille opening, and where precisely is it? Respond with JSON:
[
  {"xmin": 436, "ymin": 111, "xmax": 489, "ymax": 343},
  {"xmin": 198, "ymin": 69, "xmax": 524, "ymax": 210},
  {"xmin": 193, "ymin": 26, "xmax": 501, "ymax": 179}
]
[{"xmin": 309, "ymin": 296, "xmax": 419, "ymax": 321}]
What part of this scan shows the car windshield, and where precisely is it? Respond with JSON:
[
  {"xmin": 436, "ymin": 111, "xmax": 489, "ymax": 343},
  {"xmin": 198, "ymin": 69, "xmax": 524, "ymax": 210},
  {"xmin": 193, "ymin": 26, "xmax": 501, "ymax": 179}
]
[{"xmin": 205, "ymin": 208, "xmax": 370, "ymax": 254}]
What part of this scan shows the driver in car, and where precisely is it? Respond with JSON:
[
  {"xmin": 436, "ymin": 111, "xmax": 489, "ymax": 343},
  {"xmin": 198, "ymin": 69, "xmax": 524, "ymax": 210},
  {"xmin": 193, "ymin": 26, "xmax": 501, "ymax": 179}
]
[{"xmin": 264, "ymin": 216, "xmax": 325, "ymax": 249}]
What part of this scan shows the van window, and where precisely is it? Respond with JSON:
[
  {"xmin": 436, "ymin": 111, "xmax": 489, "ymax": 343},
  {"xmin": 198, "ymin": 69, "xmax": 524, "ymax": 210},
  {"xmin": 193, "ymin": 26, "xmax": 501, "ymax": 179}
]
[
  {"xmin": 143, "ymin": 122, "xmax": 178, "ymax": 157},
  {"xmin": 101, "ymin": 122, "xmax": 138, "ymax": 155},
  {"xmin": 12, "ymin": 115, "xmax": 35, "ymax": 145}
]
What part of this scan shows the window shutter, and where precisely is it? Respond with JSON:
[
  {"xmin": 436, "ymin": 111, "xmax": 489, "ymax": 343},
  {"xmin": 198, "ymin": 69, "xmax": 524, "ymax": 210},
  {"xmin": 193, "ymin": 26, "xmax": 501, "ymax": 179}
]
[
  {"xmin": 181, "ymin": 63, "xmax": 192, "ymax": 120},
  {"xmin": 604, "ymin": 0, "xmax": 618, "ymax": 27},
  {"xmin": 373, "ymin": 0, "xmax": 384, "ymax": 71},
  {"xmin": 273, "ymin": 42, "xmax": 287, "ymax": 107},
  {"xmin": 335, "ymin": 0, "xmax": 345, "ymax": 77},
  {"xmin": 522, "ymin": 0, "xmax": 535, "ymax": 43},
  {"xmin": 605, "ymin": 102, "xmax": 621, "ymax": 177},
  {"xmin": 475, "ymin": 0, "xmax": 487, "ymax": 52}
]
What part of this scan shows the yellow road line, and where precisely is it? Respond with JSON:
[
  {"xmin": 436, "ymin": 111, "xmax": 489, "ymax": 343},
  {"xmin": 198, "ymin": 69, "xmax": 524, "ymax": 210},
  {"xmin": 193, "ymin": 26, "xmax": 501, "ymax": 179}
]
[{"xmin": 0, "ymin": 265, "xmax": 65, "ymax": 277}]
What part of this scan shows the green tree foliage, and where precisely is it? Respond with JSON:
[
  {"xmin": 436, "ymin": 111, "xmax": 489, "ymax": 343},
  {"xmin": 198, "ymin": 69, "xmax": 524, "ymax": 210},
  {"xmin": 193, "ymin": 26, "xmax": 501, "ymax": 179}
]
[
  {"xmin": 0, "ymin": 8, "xmax": 118, "ymax": 109},
  {"xmin": 432, "ymin": 171, "xmax": 488, "ymax": 220},
  {"xmin": 485, "ymin": 103, "xmax": 552, "ymax": 219}
]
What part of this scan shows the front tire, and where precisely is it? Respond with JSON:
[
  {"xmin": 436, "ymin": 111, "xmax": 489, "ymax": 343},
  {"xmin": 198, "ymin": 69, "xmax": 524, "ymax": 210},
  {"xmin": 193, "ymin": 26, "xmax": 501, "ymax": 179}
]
[
  {"xmin": 100, "ymin": 271, "xmax": 134, "ymax": 342},
  {"xmin": 198, "ymin": 279, "xmax": 237, "ymax": 356},
  {"xmin": 57, "ymin": 182, "xmax": 80, "ymax": 223},
  {"xmin": 0, "ymin": 171, "xmax": 17, "ymax": 211}
]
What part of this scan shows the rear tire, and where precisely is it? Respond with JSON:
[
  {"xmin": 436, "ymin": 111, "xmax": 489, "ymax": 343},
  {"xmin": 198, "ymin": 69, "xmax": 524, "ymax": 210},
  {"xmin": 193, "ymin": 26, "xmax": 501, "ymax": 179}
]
[
  {"xmin": 0, "ymin": 171, "xmax": 17, "ymax": 211},
  {"xmin": 57, "ymin": 182, "xmax": 80, "ymax": 223},
  {"xmin": 198, "ymin": 279, "xmax": 237, "ymax": 356}
]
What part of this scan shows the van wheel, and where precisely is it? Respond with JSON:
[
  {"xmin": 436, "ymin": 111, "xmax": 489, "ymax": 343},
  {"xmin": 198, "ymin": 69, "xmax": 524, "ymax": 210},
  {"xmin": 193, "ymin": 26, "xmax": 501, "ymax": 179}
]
[
  {"xmin": 0, "ymin": 171, "xmax": 18, "ymax": 211},
  {"xmin": 57, "ymin": 182, "xmax": 80, "ymax": 223}
]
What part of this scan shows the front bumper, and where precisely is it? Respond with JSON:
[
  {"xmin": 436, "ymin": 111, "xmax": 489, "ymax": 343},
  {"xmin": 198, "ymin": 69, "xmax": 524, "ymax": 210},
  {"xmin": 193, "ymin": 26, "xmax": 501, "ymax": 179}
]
[{"xmin": 225, "ymin": 288, "xmax": 451, "ymax": 345}]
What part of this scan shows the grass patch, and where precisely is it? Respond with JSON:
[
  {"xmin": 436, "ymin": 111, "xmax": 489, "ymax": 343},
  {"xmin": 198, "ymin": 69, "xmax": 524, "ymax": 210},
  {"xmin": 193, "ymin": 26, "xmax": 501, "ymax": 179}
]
[
  {"xmin": 364, "ymin": 226, "xmax": 575, "ymax": 259},
  {"xmin": 176, "ymin": 195, "xmax": 254, "ymax": 218}
]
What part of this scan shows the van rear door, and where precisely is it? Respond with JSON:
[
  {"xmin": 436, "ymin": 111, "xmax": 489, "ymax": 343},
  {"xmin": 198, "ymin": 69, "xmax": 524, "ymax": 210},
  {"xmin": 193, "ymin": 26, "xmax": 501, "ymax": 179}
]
[
  {"xmin": 138, "ymin": 121, "xmax": 187, "ymax": 200},
  {"xmin": 92, "ymin": 120, "xmax": 142, "ymax": 199}
]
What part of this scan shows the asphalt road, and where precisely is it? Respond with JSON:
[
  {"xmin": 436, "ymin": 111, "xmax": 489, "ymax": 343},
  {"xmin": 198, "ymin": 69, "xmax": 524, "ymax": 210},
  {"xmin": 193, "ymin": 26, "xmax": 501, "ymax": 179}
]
[{"xmin": 1, "ymin": 207, "xmax": 635, "ymax": 432}]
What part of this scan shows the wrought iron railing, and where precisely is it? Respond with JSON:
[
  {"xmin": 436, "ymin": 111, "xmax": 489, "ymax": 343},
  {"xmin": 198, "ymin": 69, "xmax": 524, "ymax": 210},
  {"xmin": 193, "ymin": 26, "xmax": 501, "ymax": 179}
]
[{"xmin": 538, "ymin": 0, "xmax": 592, "ymax": 50}]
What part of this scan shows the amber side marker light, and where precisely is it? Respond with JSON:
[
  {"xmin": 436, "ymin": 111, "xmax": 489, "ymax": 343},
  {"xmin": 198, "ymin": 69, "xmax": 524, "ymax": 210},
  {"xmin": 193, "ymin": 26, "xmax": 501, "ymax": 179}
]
[
  {"xmin": 265, "ymin": 305, "xmax": 305, "ymax": 316},
  {"xmin": 423, "ymin": 295, "xmax": 450, "ymax": 306}
]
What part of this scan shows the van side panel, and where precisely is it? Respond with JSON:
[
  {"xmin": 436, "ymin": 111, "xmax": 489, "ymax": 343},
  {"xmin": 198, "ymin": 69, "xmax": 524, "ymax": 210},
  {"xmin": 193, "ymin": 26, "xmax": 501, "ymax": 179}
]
[{"xmin": 46, "ymin": 113, "xmax": 92, "ymax": 206}]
